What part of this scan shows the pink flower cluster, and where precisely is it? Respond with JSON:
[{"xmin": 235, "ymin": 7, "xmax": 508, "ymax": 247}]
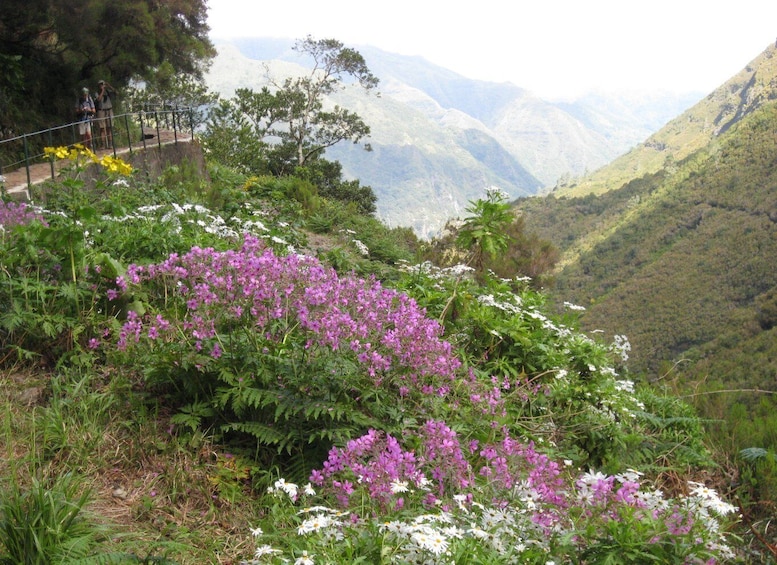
[
  {"xmin": 307, "ymin": 426, "xmax": 735, "ymax": 558},
  {"xmin": 311, "ymin": 422, "xmax": 569, "ymax": 522},
  {"xmin": 418, "ymin": 419, "xmax": 473, "ymax": 496},
  {"xmin": 477, "ymin": 434, "xmax": 566, "ymax": 509},
  {"xmin": 115, "ymin": 235, "xmax": 461, "ymax": 397},
  {"xmin": 0, "ymin": 201, "xmax": 48, "ymax": 229},
  {"xmin": 311, "ymin": 428, "xmax": 426, "ymax": 509}
]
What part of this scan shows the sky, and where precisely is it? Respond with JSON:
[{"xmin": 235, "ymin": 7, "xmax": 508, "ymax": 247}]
[{"xmin": 206, "ymin": 0, "xmax": 777, "ymax": 99}]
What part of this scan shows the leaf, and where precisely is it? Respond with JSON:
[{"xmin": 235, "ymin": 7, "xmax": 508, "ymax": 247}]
[
  {"xmin": 740, "ymin": 447, "xmax": 770, "ymax": 462},
  {"xmin": 170, "ymin": 402, "xmax": 215, "ymax": 431},
  {"xmin": 94, "ymin": 252, "xmax": 126, "ymax": 280}
]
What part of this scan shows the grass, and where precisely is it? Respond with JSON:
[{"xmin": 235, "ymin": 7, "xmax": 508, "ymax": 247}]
[{"xmin": 0, "ymin": 366, "xmax": 266, "ymax": 563}]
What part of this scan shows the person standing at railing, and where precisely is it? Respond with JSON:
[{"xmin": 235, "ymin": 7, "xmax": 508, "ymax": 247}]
[
  {"xmin": 95, "ymin": 80, "xmax": 118, "ymax": 149},
  {"xmin": 75, "ymin": 87, "xmax": 95, "ymax": 149}
]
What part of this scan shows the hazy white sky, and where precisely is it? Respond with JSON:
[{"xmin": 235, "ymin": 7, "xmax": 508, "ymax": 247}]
[{"xmin": 207, "ymin": 0, "xmax": 777, "ymax": 99}]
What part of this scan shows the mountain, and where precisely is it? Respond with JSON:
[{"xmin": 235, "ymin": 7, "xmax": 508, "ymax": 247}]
[
  {"xmin": 205, "ymin": 38, "xmax": 700, "ymax": 237},
  {"xmin": 514, "ymin": 41, "xmax": 777, "ymax": 388},
  {"xmin": 554, "ymin": 41, "xmax": 777, "ymax": 197}
]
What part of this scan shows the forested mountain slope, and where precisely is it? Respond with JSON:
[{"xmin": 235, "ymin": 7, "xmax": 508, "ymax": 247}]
[{"xmin": 517, "ymin": 98, "xmax": 777, "ymax": 384}]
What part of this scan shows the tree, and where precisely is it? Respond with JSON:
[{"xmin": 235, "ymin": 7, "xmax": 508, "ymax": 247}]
[
  {"xmin": 0, "ymin": 0, "xmax": 215, "ymax": 134},
  {"xmin": 277, "ymin": 35, "xmax": 379, "ymax": 167},
  {"xmin": 206, "ymin": 36, "xmax": 378, "ymax": 173},
  {"xmin": 202, "ymin": 36, "xmax": 380, "ymax": 214},
  {"xmin": 202, "ymin": 97, "xmax": 273, "ymax": 176}
]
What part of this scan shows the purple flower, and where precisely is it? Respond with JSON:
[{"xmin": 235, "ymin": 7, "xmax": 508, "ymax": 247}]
[
  {"xmin": 0, "ymin": 201, "xmax": 47, "ymax": 228},
  {"xmin": 114, "ymin": 234, "xmax": 464, "ymax": 402}
]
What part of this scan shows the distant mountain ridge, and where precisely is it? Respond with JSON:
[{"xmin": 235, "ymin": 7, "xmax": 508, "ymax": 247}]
[
  {"xmin": 206, "ymin": 37, "xmax": 701, "ymax": 237},
  {"xmin": 514, "ymin": 41, "xmax": 777, "ymax": 384},
  {"xmin": 554, "ymin": 41, "xmax": 777, "ymax": 197}
]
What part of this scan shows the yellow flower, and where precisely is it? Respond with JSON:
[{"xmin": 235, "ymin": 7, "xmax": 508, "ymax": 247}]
[
  {"xmin": 242, "ymin": 176, "xmax": 260, "ymax": 191},
  {"xmin": 44, "ymin": 146, "xmax": 73, "ymax": 160},
  {"xmin": 99, "ymin": 155, "xmax": 133, "ymax": 176},
  {"xmin": 45, "ymin": 145, "xmax": 131, "ymax": 175}
]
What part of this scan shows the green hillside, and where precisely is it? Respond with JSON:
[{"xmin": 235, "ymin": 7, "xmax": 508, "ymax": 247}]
[
  {"xmin": 519, "ymin": 99, "xmax": 777, "ymax": 376},
  {"xmin": 2, "ymin": 145, "xmax": 750, "ymax": 562}
]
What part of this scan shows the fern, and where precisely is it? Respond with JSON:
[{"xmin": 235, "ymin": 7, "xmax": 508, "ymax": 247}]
[
  {"xmin": 224, "ymin": 421, "xmax": 289, "ymax": 450},
  {"xmin": 740, "ymin": 447, "xmax": 772, "ymax": 462},
  {"xmin": 307, "ymin": 426, "xmax": 363, "ymax": 444},
  {"xmin": 214, "ymin": 385, "xmax": 277, "ymax": 413},
  {"xmin": 170, "ymin": 401, "xmax": 215, "ymax": 432}
]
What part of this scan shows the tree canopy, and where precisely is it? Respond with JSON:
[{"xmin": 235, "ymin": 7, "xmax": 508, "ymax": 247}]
[
  {"xmin": 0, "ymin": 0, "xmax": 215, "ymax": 135},
  {"xmin": 203, "ymin": 36, "xmax": 380, "ymax": 215}
]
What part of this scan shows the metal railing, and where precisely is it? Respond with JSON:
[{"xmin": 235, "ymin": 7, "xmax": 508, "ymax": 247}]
[{"xmin": 0, "ymin": 104, "xmax": 195, "ymax": 190}]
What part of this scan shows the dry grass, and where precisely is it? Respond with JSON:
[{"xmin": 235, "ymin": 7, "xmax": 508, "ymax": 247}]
[{"xmin": 0, "ymin": 366, "xmax": 265, "ymax": 564}]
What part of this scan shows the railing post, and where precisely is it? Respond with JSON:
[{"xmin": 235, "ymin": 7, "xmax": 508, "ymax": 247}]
[
  {"xmin": 111, "ymin": 114, "xmax": 117, "ymax": 157},
  {"xmin": 48, "ymin": 129, "xmax": 55, "ymax": 180},
  {"xmin": 22, "ymin": 134, "xmax": 32, "ymax": 189},
  {"xmin": 140, "ymin": 111, "xmax": 147, "ymax": 151},
  {"xmin": 154, "ymin": 109, "xmax": 162, "ymax": 151},
  {"xmin": 172, "ymin": 105, "xmax": 179, "ymax": 145},
  {"xmin": 125, "ymin": 113, "xmax": 133, "ymax": 156}
]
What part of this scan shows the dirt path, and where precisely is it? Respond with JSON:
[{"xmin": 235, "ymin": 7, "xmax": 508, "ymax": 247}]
[{"xmin": 2, "ymin": 129, "xmax": 192, "ymax": 200}]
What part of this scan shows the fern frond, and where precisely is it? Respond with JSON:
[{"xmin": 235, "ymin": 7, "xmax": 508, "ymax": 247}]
[
  {"xmin": 170, "ymin": 402, "xmax": 214, "ymax": 432},
  {"xmin": 64, "ymin": 553, "xmax": 142, "ymax": 565},
  {"xmin": 224, "ymin": 421, "xmax": 291, "ymax": 450},
  {"xmin": 740, "ymin": 447, "xmax": 771, "ymax": 462},
  {"xmin": 307, "ymin": 426, "xmax": 361, "ymax": 444}
]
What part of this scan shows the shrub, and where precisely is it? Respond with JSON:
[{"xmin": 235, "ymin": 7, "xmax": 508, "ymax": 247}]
[{"xmin": 111, "ymin": 235, "xmax": 462, "ymax": 471}]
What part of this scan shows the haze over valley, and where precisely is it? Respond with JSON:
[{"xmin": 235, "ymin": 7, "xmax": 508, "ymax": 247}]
[{"xmin": 206, "ymin": 37, "xmax": 702, "ymax": 237}]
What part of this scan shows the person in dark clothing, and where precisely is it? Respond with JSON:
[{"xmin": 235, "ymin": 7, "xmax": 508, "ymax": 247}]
[{"xmin": 75, "ymin": 87, "xmax": 95, "ymax": 149}]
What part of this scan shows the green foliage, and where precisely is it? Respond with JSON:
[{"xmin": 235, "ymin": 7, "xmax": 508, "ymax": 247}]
[
  {"xmin": 295, "ymin": 159, "xmax": 377, "ymax": 216},
  {"xmin": 625, "ymin": 390, "xmax": 714, "ymax": 471},
  {"xmin": 39, "ymin": 370, "xmax": 120, "ymax": 467},
  {"xmin": 392, "ymin": 263, "xmax": 712, "ymax": 471},
  {"xmin": 0, "ymin": 0, "xmax": 214, "ymax": 138},
  {"xmin": 426, "ymin": 190, "xmax": 558, "ymax": 286},
  {"xmin": 455, "ymin": 187, "xmax": 515, "ymax": 272},
  {"xmin": 755, "ymin": 286, "xmax": 777, "ymax": 330},
  {"xmin": 126, "ymin": 313, "xmax": 409, "ymax": 479},
  {"xmin": 0, "ymin": 151, "xmax": 137, "ymax": 367},
  {"xmin": 0, "ymin": 473, "xmax": 102, "ymax": 564}
]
